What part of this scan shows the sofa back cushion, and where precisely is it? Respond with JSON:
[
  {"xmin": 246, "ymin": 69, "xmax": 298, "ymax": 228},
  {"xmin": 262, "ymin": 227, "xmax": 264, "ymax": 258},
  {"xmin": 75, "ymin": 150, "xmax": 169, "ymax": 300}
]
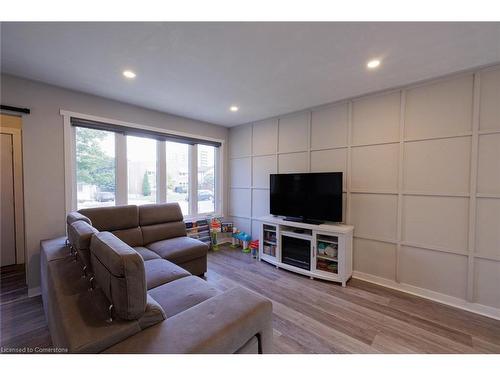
[
  {"xmin": 111, "ymin": 227, "xmax": 144, "ymax": 247},
  {"xmin": 79, "ymin": 205, "xmax": 139, "ymax": 232},
  {"xmin": 67, "ymin": 211, "xmax": 92, "ymax": 225},
  {"xmin": 139, "ymin": 203, "xmax": 184, "ymax": 226},
  {"xmin": 139, "ymin": 203, "xmax": 187, "ymax": 244},
  {"xmin": 90, "ymin": 232, "xmax": 147, "ymax": 320},
  {"xmin": 66, "ymin": 211, "xmax": 92, "ymax": 237},
  {"xmin": 141, "ymin": 222, "xmax": 187, "ymax": 246},
  {"xmin": 68, "ymin": 221, "xmax": 99, "ymax": 270},
  {"xmin": 68, "ymin": 220, "xmax": 98, "ymax": 251}
]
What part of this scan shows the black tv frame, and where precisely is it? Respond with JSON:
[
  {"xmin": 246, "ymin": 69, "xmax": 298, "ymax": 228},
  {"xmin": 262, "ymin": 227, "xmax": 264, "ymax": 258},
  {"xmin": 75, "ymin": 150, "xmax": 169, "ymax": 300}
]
[{"xmin": 269, "ymin": 172, "xmax": 343, "ymax": 225}]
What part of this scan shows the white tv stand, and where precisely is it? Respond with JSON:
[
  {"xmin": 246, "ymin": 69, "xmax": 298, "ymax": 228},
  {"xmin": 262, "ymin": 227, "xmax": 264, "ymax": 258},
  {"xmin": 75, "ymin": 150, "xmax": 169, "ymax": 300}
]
[{"xmin": 258, "ymin": 215, "xmax": 354, "ymax": 286}]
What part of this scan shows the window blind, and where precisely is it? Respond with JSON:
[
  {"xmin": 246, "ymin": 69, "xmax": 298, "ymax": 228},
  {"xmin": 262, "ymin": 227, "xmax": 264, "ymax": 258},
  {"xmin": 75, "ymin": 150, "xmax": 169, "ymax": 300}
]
[{"xmin": 70, "ymin": 117, "xmax": 221, "ymax": 147}]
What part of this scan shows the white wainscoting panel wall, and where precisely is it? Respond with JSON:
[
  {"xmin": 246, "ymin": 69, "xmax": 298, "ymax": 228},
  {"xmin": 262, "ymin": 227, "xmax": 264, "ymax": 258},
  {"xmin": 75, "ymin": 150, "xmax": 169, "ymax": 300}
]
[{"xmin": 228, "ymin": 64, "xmax": 500, "ymax": 319}]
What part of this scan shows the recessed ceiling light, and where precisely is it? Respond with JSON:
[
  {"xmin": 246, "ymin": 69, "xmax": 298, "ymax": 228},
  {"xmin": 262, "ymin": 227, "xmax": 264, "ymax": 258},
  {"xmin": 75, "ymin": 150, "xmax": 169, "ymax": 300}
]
[
  {"xmin": 230, "ymin": 106, "xmax": 239, "ymax": 112},
  {"xmin": 123, "ymin": 70, "xmax": 136, "ymax": 79},
  {"xmin": 366, "ymin": 59, "xmax": 381, "ymax": 69}
]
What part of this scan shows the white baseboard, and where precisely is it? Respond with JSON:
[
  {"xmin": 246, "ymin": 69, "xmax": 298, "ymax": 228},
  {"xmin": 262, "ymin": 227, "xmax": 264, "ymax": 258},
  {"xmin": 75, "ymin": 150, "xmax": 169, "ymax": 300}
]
[
  {"xmin": 28, "ymin": 286, "xmax": 41, "ymax": 298},
  {"xmin": 352, "ymin": 271, "xmax": 500, "ymax": 321}
]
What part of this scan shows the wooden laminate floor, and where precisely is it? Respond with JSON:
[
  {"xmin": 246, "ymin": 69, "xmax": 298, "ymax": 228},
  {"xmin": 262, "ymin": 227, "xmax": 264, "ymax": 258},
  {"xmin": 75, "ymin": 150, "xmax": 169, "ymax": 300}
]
[
  {"xmin": 0, "ymin": 265, "xmax": 52, "ymax": 350},
  {"xmin": 1, "ymin": 247, "xmax": 500, "ymax": 353}
]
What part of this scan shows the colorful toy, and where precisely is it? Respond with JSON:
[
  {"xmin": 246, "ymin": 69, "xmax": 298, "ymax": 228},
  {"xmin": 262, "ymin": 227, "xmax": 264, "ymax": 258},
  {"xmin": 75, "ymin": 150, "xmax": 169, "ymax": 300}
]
[
  {"xmin": 230, "ymin": 227, "xmax": 252, "ymax": 252},
  {"xmin": 209, "ymin": 217, "xmax": 232, "ymax": 250},
  {"xmin": 249, "ymin": 240, "xmax": 259, "ymax": 259},
  {"xmin": 210, "ymin": 217, "xmax": 222, "ymax": 232}
]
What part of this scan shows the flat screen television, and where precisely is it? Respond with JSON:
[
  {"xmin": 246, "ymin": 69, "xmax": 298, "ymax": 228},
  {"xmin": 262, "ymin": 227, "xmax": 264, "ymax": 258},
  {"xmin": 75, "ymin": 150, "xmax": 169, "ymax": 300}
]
[{"xmin": 270, "ymin": 172, "xmax": 343, "ymax": 224}]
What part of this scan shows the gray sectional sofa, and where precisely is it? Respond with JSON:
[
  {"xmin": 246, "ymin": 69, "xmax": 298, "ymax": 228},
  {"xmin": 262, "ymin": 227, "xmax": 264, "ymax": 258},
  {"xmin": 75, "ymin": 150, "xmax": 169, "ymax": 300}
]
[{"xmin": 40, "ymin": 203, "xmax": 272, "ymax": 353}]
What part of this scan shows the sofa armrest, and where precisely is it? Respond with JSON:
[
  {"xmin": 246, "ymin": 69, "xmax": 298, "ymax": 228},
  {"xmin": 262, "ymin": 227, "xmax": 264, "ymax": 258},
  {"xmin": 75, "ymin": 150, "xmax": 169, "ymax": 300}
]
[{"xmin": 103, "ymin": 286, "xmax": 273, "ymax": 354}]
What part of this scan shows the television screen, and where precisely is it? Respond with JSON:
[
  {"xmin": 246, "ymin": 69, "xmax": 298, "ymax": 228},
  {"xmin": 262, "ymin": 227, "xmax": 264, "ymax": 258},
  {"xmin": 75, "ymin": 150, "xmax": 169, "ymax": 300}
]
[{"xmin": 270, "ymin": 172, "xmax": 343, "ymax": 223}]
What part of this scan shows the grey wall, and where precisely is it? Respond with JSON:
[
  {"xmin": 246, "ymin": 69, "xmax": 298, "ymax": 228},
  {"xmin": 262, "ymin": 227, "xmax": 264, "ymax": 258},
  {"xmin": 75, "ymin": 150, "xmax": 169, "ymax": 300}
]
[
  {"xmin": 0, "ymin": 74, "xmax": 229, "ymax": 292},
  {"xmin": 228, "ymin": 65, "xmax": 500, "ymax": 314}
]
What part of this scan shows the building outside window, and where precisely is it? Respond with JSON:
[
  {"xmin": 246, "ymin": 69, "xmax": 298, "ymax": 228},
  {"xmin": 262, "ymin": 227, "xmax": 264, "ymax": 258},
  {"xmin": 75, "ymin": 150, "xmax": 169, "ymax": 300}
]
[{"xmin": 166, "ymin": 141, "xmax": 190, "ymax": 215}]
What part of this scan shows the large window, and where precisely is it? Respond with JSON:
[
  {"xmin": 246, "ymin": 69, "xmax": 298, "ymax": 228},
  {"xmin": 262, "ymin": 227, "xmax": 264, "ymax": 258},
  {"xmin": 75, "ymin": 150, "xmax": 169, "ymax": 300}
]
[
  {"xmin": 127, "ymin": 136, "xmax": 157, "ymax": 205},
  {"xmin": 71, "ymin": 120, "xmax": 220, "ymax": 216},
  {"xmin": 197, "ymin": 145, "xmax": 215, "ymax": 214},
  {"xmin": 166, "ymin": 141, "xmax": 190, "ymax": 215},
  {"xmin": 76, "ymin": 127, "xmax": 116, "ymax": 209}
]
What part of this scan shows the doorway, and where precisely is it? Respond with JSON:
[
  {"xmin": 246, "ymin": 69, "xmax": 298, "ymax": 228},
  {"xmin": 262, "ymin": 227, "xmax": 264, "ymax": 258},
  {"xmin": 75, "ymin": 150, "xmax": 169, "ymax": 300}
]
[{"xmin": 0, "ymin": 114, "xmax": 25, "ymax": 268}]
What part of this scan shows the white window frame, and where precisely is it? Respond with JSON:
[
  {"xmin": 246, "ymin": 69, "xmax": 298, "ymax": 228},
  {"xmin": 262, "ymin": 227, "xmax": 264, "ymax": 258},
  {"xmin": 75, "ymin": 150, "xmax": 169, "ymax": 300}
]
[{"xmin": 62, "ymin": 110, "xmax": 225, "ymax": 219}]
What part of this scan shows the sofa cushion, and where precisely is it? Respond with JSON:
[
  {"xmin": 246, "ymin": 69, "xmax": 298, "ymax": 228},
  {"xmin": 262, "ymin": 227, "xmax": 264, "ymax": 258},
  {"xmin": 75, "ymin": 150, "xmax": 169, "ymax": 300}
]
[
  {"xmin": 67, "ymin": 211, "xmax": 93, "ymax": 241},
  {"xmin": 139, "ymin": 203, "xmax": 184, "ymax": 226},
  {"xmin": 143, "ymin": 259, "xmax": 190, "ymax": 290},
  {"xmin": 68, "ymin": 220, "xmax": 98, "ymax": 250},
  {"xmin": 68, "ymin": 221, "xmax": 98, "ymax": 271},
  {"xmin": 141, "ymin": 222, "xmax": 187, "ymax": 244},
  {"xmin": 111, "ymin": 227, "xmax": 143, "ymax": 247},
  {"xmin": 79, "ymin": 205, "xmax": 139, "ymax": 232},
  {"xmin": 148, "ymin": 276, "xmax": 219, "ymax": 318},
  {"xmin": 146, "ymin": 236, "xmax": 209, "ymax": 264},
  {"xmin": 103, "ymin": 286, "xmax": 273, "ymax": 354},
  {"xmin": 90, "ymin": 232, "xmax": 147, "ymax": 320},
  {"xmin": 133, "ymin": 247, "xmax": 161, "ymax": 261}
]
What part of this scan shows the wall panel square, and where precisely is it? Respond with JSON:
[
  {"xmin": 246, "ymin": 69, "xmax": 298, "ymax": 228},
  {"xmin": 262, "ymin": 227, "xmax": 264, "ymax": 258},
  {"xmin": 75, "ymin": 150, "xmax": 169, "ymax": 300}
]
[
  {"xmin": 252, "ymin": 189, "xmax": 270, "ymax": 218},
  {"xmin": 311, "ymin": 103, "xmax": 348, "ymax": 150},
  {"xmin": 252, "ymin": 155, "xmax": 276, "ymax": 189},
  {"xmin": 404, "ymin": 137, "xmax": 471, "ymax": 194},
  {"xmin": 405, "ymin": 75, "xmax": 473, "ymax": 139},
  {"xmin": 351, "ymin": 143, "xmax": 399, "ymax": 192},
  {"xmin": 477, "ymin": 133, "xmax": 500, "ymax": 195},
  {"xmin": 253, "ymin": 119, "xmax": 278, "ymax": 155},
  {"xmin": 310, "ymin": 148, "xmax": 347, "ymax": 188},
  {"xmin": 229, "ymin": 188, "xmax": 251, "ymax": 218},
  {"xmin": 402, "ymin": 195, "xmax": 469, "ymax": 252},
  {"xmin": 399, "ymin": 246, "xmax": 467, "ymax": 299},
  {"xmin": 229, "ymin": 157, "xmax": 251, "ymax": 188},
  {"xmin": 479, "ymin": 68, "xmax": 500, "ymax": 131},
  {"xmin": 353, "ymin": 238, "xmax": 396, "ymax": 280},
  {"xmin": 475, "ymin": 198, "xmax": 500, "ymax": 259},
  {"xmin": 278, "ymin": 112, "xmax": 309, "ymax": 153},
  {"xmin": 474, "ymin": 258, "xmax": 500, "ymax": 308},
  {"xmin": 352, "ymin": 92, "xmax": 400, "ymax": 145},
  {"xmin": 350, "ymin": 193, "xmax": 398, "ymax": 241},
  {"xmin": 230, "ymin": 216, "xmax": 251, "ymax": 234},
  {"xmin": 229, "ymin": 124, "xmax": 252, "ymax": 158},
  {"xmin": 278, "ymin": 152, "xmax": 309, "ymax": 173}
]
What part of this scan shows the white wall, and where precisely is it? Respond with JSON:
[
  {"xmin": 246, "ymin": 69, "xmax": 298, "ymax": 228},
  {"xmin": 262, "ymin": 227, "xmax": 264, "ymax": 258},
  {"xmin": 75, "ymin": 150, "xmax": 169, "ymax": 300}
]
[
  {"xmin": 0, "ymin": 74, "xmax": 229, "ymax": 292},
  {"xmin": 228, "ymin": 65, "xmax": 500, "ymax": 317}
]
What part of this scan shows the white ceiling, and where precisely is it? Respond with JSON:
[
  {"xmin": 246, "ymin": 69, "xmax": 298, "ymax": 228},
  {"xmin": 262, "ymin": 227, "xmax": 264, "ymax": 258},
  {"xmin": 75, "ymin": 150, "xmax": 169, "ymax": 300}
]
[{"xmin": 1, "ymin": 22, "xmax": 500, "ymax": 127}]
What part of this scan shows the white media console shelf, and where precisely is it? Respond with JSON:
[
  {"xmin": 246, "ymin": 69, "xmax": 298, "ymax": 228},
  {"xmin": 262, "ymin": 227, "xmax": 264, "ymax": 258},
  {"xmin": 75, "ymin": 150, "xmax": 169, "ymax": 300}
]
[{"xmin": 258, "ymin": 215, "xmax": 354, "ymax": 286}]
